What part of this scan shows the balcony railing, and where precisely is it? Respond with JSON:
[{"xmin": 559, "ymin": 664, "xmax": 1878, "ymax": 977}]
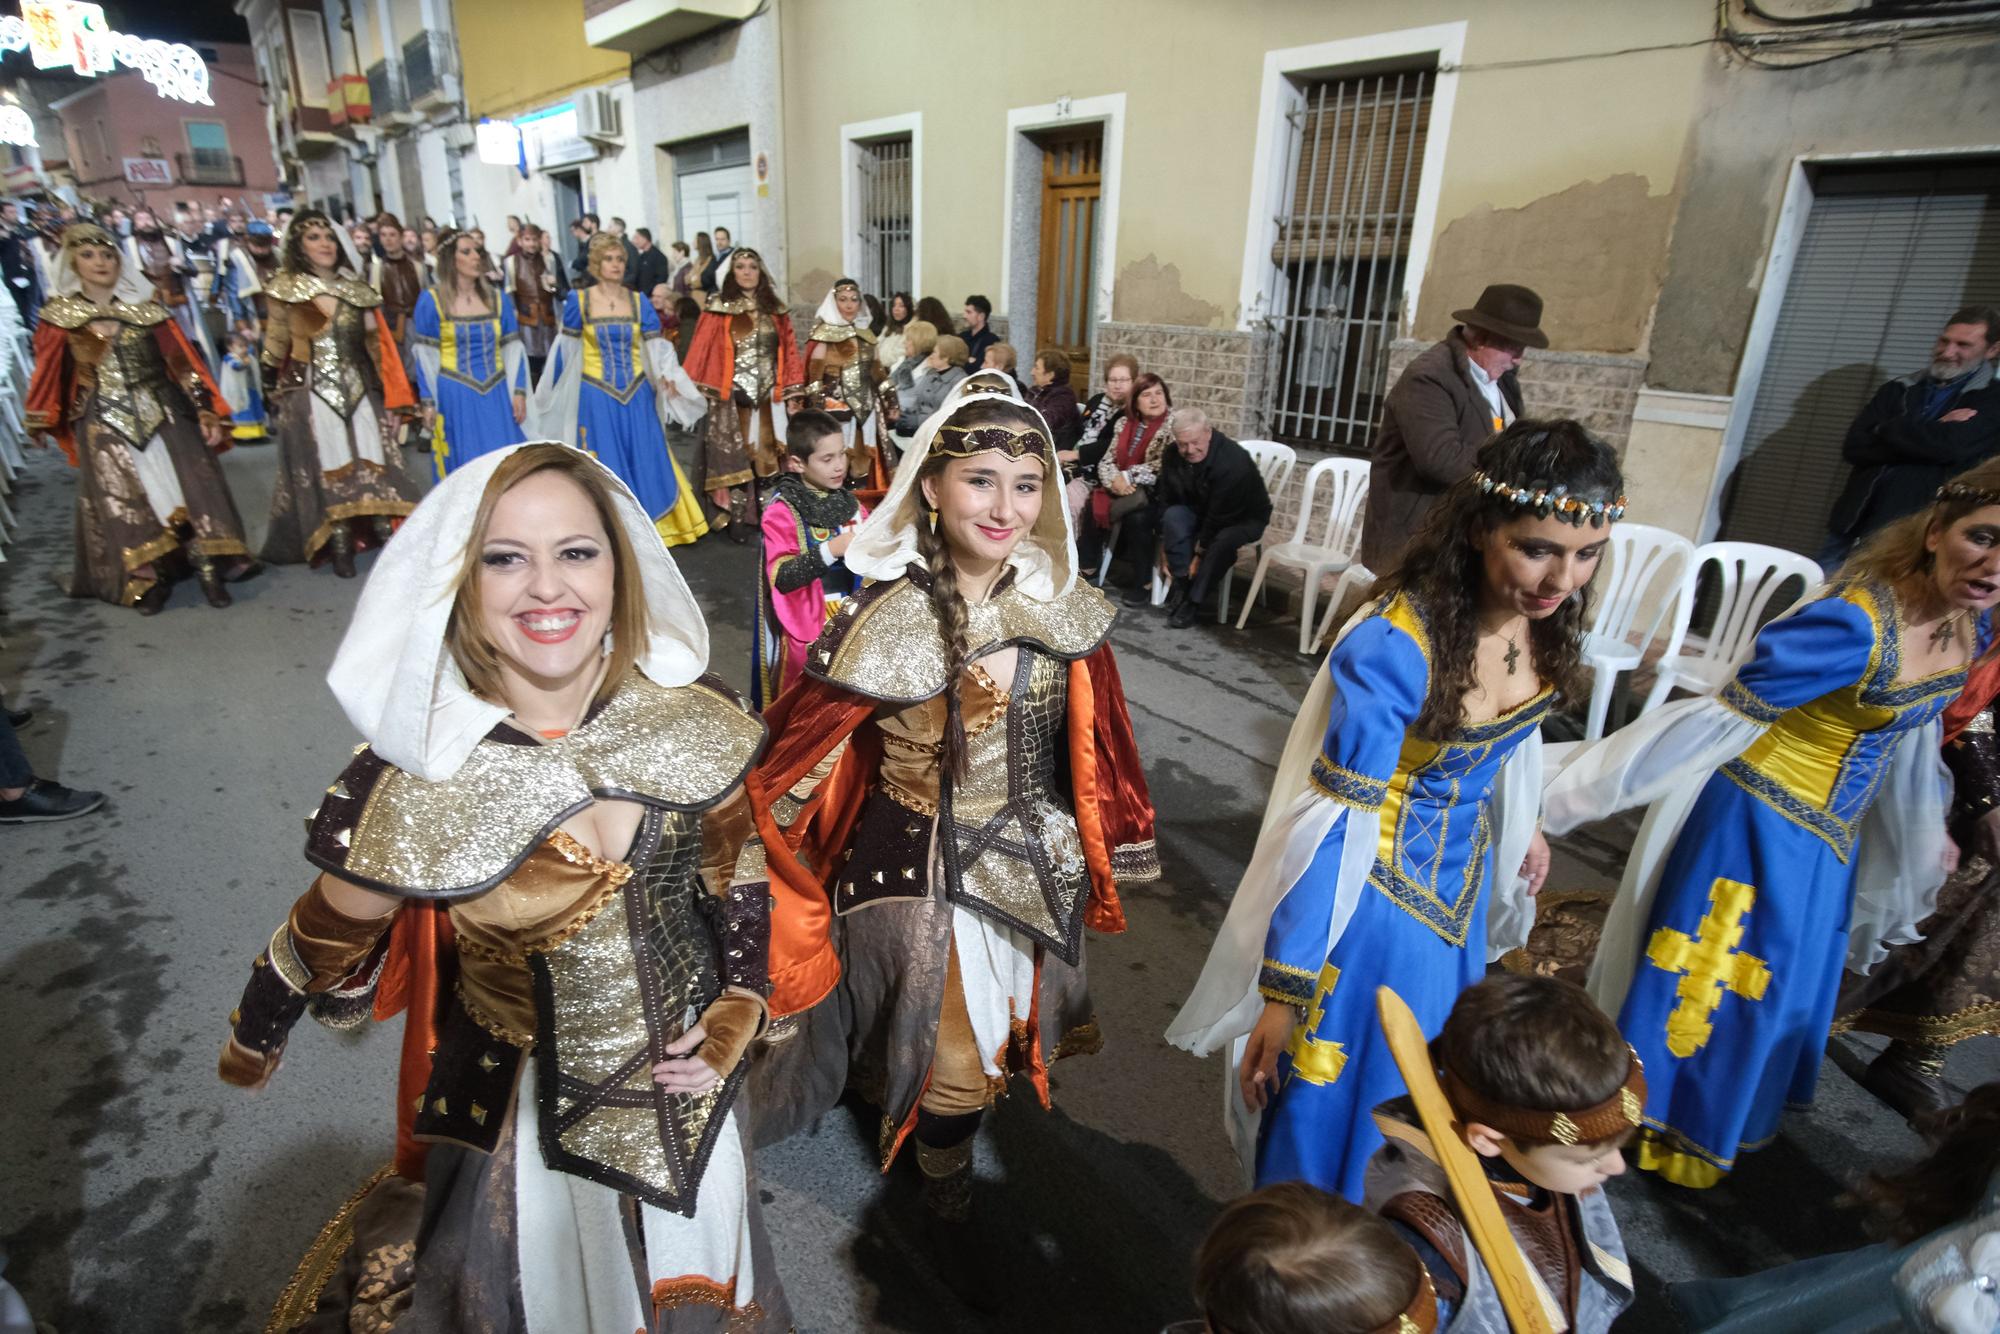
[
  {"xmin": 402, "ymin": 31, "xmax": 455, "ymax": 104},
  {"xmin": 176, "ymin": 151, "xmax": 245, "ymax": 186},
  {"xmin": 366, "ymin": 58, "xmax": 407, "ymax": 118}
]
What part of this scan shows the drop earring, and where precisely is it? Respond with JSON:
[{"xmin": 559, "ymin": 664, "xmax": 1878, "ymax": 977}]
[
  {"xmin": 601, "ymin": 628, "xmax": 614, "ymax": 658},
  {"xmin": 926, "ymin": 509, "xmax": 938, "ymax": 535}
]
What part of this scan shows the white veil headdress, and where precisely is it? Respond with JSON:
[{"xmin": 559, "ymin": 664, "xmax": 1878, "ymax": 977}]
[
  {"xmin": 812, "ymin": 279, "xmax": 866, "ymax": 333},
  {"xmin": 57, "ymin": 223, "xmax": 151, "ymax": 305},
  {"xmin": 326, "ymin": 442, "xmax": 711, "ymax": 781},
  {"xmin": 843, "ymin": 380, "xmax": 1079, "ymax": 601}
]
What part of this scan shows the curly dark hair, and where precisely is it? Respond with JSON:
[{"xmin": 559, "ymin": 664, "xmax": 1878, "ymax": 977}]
[
  {"xmin": 716, "ymin": 249, "xmax": 785, "ymax": 315},
  {"xmin": 279, "ymin": 208, "xmax": 354, "ymax": 277},
  {"xmin": 1372, "ymin": 418, "xmax": 1622, "ymax": 739}
]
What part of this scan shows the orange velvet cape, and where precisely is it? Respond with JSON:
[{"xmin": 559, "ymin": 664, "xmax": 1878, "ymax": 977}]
[
  {"xmin": 25, "ymin": 317, "xmax": 231, "ymax": 465},
  {"xmin": 682, "ymin": 305, "xmax": 804, "ymax": 404}
]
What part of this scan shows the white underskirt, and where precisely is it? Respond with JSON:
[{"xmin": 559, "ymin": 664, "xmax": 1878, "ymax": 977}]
[
  {"xmin": 513, "ymin": 1061, "xmax": 759, "ymax": 1334},
  {"xmin": 951, "ymin": 906, "xmax": 1037, "ymax": 1078},
  {"xmin": 128, "ymin": 432, "xmax": 187, "ymax": 527},
  {"xmin": 307, "ymin": 390, "xmax": 387, "ymax": 473}
]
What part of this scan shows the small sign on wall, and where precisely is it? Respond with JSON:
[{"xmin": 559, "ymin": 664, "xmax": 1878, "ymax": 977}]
[{"xmin": 122, "ymin": 156, "xmax": 171, "ymax": 185}]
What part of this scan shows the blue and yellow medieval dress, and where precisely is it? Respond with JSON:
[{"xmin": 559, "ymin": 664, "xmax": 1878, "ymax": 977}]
[
  {"xmin": 1547, "ymin": 580, "xmax": 1979, "ymax": 1187},
  {"xmin": 1168, "ymin": 591, "xmax": 1549, "ymax": 1200},
  {"xmin": 408, "ymin": 289, "xmax": 528, "ymax": 478},
  {"xmin": 529, "ymin": 289, "xmax": 708, "ymax": 547}
]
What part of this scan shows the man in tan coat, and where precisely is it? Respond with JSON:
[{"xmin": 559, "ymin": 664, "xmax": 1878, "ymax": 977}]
[{"xmin": 1360, "ymin": 284, "xmax": 1547, "ymax": 573}]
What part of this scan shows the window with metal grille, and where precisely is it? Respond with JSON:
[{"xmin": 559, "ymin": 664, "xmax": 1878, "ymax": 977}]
[
  {"xmin": 1264, "ymin": 66, "xmax": 1432, "ymax": 453},
  {"xmin": 855, "ymin": 135, "xmax": 912, "ymax": 296}
]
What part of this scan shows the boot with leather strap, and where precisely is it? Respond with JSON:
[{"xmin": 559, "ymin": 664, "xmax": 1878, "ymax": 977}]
[
  {"xmin": 328, "ymin": 524, "xmax": 358, "ymax": 579},
  {"xmin": 1862, "ymin": 1040, "xmax": 1951, "ymax": 1123},
  {"xmin": 191, "ymin": 549, "xmax": 232, "ymax": 608}
]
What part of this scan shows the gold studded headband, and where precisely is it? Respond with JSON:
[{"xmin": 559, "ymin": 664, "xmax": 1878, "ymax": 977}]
[
  {"xmin": 61, "ymin": 222, "xmax": 117, "ymax": 254},
  {"xmin": 1440, "ymin": 1048, "xmax": 1646, "ymax": 1147},
  {"xmin": 1938, "ymin": 481, "xmax": 2000, "ymax": 509},
  {"xmin": 931, "ymin": 421, "xmax": 1051, "ymax": 462},
  {"xmin": 1375, "ymin": 1266, "xmax": 1439, "ymax": 1334},
  {"xmin": 1474, "ymin": 472, "xmax": 1627, "ymax": 527}
]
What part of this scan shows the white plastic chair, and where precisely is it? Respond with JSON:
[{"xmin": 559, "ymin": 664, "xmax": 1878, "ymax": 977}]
[
  {"xmin": 1233, "ymin": 457, "xmax": 1369, "ymax": 653},
  {"xmin": 1579, "ymin": 523, "xmax": 1697, "ymax": 740},
  {"xmin": 1642, "ymin": 542, "xmax": 1823, "ymax": 708},
  {"xmin": 1094, "ymin": 517, "xmax": 1169, "ymax": 604},
  {"xmin": 1312, "ymin": 561, "xmax": 1379, "ymax": 649},
  {"xmin": 1214, "ymin": 440, "xmax": 1297, "ymax": 625}
]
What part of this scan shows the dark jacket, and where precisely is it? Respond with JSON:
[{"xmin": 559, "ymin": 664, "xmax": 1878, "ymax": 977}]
[
  {"xmin": 618, "ymin": 236, "xmax": 642, "ymax": 289},
  {"xmin": 961, "ymin": 322, "xmax": 999, "ymax": 371},
  {"xmin": 1827, "ymin": 362, "xmax": 2000, "ymax": 543},
  {"xmin": 1026, "ymin": 381, "xmax": 1083, "ymax": 451},
  {"xmin": 701, "ymin": 246, "xmax": 734, "ymax": 295},
  {"xmin": 893, "ymin": 363, "xmax": 968, "ymax": 437},
  {"xmin": 1361, "ymin": 328, "xmax": 1522, "ymax": 573},
  {"xmin": 631, "ymin": 244, "xmax": 671, "ymax": 297},
  {"xmin": 1157, "ymin": 430, "xmax": 1274, "ymax": 548}
]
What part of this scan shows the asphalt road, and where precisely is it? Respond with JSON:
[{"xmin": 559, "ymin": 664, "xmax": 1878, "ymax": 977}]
[{"xmin": 2, "ymin": 439, "xmax": 1994, "ymax": 1332}]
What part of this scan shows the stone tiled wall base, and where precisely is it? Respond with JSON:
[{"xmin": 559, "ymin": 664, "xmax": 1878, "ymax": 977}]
[{"xmin": 1091, "ymin": 321, "xmax": 1274, "ymax": 442}]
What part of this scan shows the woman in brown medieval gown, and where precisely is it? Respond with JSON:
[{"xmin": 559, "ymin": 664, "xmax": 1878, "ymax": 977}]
[{"xmin": 681, "ymin": 247, "xmax": 803, "ymax": 539}]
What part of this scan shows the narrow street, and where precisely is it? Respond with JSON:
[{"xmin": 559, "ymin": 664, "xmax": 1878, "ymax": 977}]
[{"xmin": 2, "ymin": 440, "xmax": 1992, "ymax": 1332}]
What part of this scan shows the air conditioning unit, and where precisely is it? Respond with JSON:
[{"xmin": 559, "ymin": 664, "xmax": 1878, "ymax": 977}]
[
  {"xmin": 443, "ymin": 121, "xmax": 477, "ymax": 151},
  {"xmin": 576, "ymin": 89, "xmax": 623, "ymax": 144}
]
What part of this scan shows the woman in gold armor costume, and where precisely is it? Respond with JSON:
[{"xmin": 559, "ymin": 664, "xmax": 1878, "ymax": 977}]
[
  {"xmin": 219, "ymin": 443, "xmax": 790, "ymax": 1332},
  {"xmin": 803, "ymin": 277, "xmax": 890, "ymax": 492},
  {"xmin": 736, "ymin": 381, "xmax": 1158, "ymax": 1299},
  {"xmin": 682, "ymin": 247, "xmax": 803, "ymax": 539},
  {"xmin": 259, "ymin": 209, "xmax": 423, "ymax": 578},
  {"xmin": 24, "ymin": 223, "xmax": 260, "ymax": 613}
]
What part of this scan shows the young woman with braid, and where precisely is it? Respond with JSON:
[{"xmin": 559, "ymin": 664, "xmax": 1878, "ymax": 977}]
[
  {"xmin": 731, "ymin": 383, "xmax": 1158, "ymax": 1296},
  {"xmin": 1169, "ymin": 419, "xmax": 1626, "ymax": 1201}
]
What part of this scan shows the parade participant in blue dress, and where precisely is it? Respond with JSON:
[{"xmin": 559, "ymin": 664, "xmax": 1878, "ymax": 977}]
[
  {"xmin": 531, "ymin": 232, "xmax": 708, "ymax": 548},
  {"xmin": 1547, "ymin": 458, "xmax": 2000, "ymax": 1189},
  {"xmin": 1170, "ymin": 419, "xmax": 1625, "ymax": 1201},
  {"xmin": 217, "ymin": 329, "xmax": 268, "ymax": 442},
  {"xmin": 409, "ymin": 227, "xmax": 526, "ymax": 478}
]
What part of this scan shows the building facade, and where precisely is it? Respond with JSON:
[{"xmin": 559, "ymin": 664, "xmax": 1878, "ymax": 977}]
[{"xmin": 47, "ymin": 43, "xmax": 282, "ymax": 212}]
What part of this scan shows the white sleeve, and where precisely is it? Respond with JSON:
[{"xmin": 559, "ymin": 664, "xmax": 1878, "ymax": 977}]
[
  {"xmin": 1484, "ymin": 727, "xmax": 1544, "ymax": 961},
  {"xmin": 502, "ymin": 335, "xmax": 527, "ymax": 396},
  {"xmin": 526, "ymin": 330, "xmax": 583, "ymax": 443},
  {"xmin": 646, "ymin": 333, "xmax": 706, "ymax": 430},
  {"xmin": 412, "ymin": 338, "xmax": 442, "ymax": 406},
  {"xmin": 1543, "ymin": 694, "xmax": 1765, "ymax": 836},
  {"xmin": 1849, "ymin": 719, "xmax": 1952, "ymax": 972}
]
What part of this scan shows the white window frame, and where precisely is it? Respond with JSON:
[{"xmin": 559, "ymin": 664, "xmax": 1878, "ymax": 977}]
[
  {"xmin": 1235, "ymin": 22, "xmax": 1464, "ymax": 335},
  {"xmin": 840, "ymin": 112, "xmax": 922, "ymax": 297},
  {"xmin": 1706, "ymin": 143, "xmax": 2000, "ymax": 543},
  {"xmin": 998, "ymin": 92, "xmax": 1123, "ymax": 328}
]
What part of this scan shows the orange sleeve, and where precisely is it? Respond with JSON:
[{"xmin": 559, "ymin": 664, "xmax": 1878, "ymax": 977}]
[
  {"xmin": 1067, "ymin": 657, "xmax": 1125, "ymax": 935},
  {"xmin": 374, "ymin": 312, "xmax": 415, "ymax": 411},
  {"xmin": 681, "ymin": 310, "xmax": 735, "ymax": 396},
  {"xmin": 745, "ymin": 675, "xmax": 880, "ymax": 1016},
  {"xmin": 773, "ymin": 313, "xmax": 804, "ymax": 395},
  {"xmin": 156, "ymin": 320, "xmax": 232, "ymax": 421},
  {"xmin": 372, "ymin": 902, "xmax": 454, "ymax": 1180},
  {"xmin": 25, "ymin": 320, "xmax": 77, "ymax": 464}
]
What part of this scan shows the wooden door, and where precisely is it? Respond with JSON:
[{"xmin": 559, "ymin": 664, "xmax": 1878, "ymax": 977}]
[{"xmin": 1036, "ymin": 127, "xmax": 1101, "ymax": 391}]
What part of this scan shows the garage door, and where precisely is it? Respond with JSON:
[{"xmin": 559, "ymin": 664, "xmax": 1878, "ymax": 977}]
[{"xmin": 1721, "ymin": 161, "xmax": 2000, "ymax": 555}]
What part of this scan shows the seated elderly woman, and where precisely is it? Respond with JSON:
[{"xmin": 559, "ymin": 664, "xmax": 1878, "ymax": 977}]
[{"xmin": 890, "ymin": 333, "xmax": 969, "ymax": 442}]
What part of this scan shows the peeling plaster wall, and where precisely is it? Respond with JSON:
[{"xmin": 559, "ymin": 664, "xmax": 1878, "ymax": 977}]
[
  {"xmin": 1648, "ymin": 35, "xmax": 2000, "ymax": 395},
  {"xmin": 1413, "ymin": 174, "xmax": 1677, "ymax": 353}
]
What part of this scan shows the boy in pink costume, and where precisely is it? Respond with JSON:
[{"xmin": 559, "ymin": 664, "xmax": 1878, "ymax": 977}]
[{"xmin": 759, "ymin": 410, "xmax": 869, "ymax": 700}]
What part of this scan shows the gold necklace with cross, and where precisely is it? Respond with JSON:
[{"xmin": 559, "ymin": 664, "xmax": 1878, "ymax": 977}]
[{"xmin": 1644, "ymin": 876, "xmax": 1772, "ymax": 1058}]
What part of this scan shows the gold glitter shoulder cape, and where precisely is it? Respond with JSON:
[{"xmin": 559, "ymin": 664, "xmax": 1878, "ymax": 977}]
[
  {"xmin": 265, "ymin": 269, "xmax": 383, "ymax": 309},
  {"xmin": 807, "ymin": 320, "xmax": 876, "ymax": 346},
  {"xmin": 806, "ymin": 571, "xmax": 1116, "ymax": 704},
  {"xmin": 305, "ymin": 672, "xmax": 766, "ymax": 898},
  {"xmin": 38, "ymin": 294, "xmax": 169, "ymax": 329}
]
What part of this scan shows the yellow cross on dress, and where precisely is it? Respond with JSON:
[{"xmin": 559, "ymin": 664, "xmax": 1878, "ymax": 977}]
[
  {"xmin": 1645, "ymin": 876, "xmax": 1773, "ymax": 1058},
  {"xmin": 1285, "ymin": 962, "xmax": 1350, "ymax": 1086}
]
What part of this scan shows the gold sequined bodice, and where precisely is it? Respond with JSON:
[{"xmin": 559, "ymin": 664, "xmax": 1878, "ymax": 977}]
[
  {"xmin": 731, "ymin": 310, "xmax": 778, "ymax": 402},
  {"xmin": 82, "ymin": 320, "xmax": 172, "ymax": 449},
  {"xmin": 310, "ymin": 298, "xmax": 372, "ymax": 418},
  {"xmin": 943, "ymin": 649, "xmax": 1091, "ymax": 957},
  {"xmin": 818, "ymin": 337, "xmax": 875, "ymax": 420}
]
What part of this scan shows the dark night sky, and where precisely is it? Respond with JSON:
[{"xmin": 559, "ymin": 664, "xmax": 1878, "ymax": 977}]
[{"xmin": 107, "ymin": 0, "xmax": 252, "ymax": 46}]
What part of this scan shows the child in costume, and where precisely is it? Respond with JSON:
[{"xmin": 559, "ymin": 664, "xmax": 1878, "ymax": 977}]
[
  {"xmin": 1191, "ymin": 1181, "xmax": 1440, "ymax": 1334},
  {"xmin": 757, "ymin": 409, "xmax": 868, "ymax": 703},
  {"xmin": 1366, "ymin": 974, "xmax": 1640, "ymax": 1333},
  {"xmin": 218, "ymin": 329, "xmax": 267, "ymax": 442},
  {"xmin": 1167, "ymin": 420, "xmax": 1625, "ymax": 1201}
]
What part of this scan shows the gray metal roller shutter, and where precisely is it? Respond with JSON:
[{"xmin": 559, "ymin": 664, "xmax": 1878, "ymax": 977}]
[{"xmin": 1721, "ymin": 161, "xmax": 2000, "ymax": 555}]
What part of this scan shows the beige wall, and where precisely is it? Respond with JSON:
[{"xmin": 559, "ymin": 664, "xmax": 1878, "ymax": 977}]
[
  {"xmin": 781, "ymin": 0, "xmax": 1709, "ymax": 350},
  {"xmin": 458, "ymin": 0, "xmax": 630, "ymax": 120}
]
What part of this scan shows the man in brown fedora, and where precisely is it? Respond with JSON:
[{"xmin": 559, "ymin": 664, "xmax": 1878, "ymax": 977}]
[{"xmin": 1360, "ymin": 283, "xmax": 1548, "ymax": 573}]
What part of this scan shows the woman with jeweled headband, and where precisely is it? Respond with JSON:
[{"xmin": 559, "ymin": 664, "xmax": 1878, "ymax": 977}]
[
  {"xmin": 733, "ymin": 380, "xmax": 1158, "ymax": 1296},
  {"xmin": 802, "ymin": 277, "xmax": 890, "ymax": 490},
  {"xmin": 681, "ymin": 246, "xmax": 804, "ymax": 539},
  {"xmin": 24, "ymin": 222, "xmax": 261, "ymax": 612},
  {"xmin": 1171, "ymin": 419, "xmax": 1625, "ymax": 1202},
  {"xmin": 258, "ymin": 208, "xmax": 423, "ymax": 578},
  {"xmin": 218, "ymin": 443, "xmax": 790, "ymax": 1331},
  {"xmin": 1547, "ymin": 456, "xmax": 2000, "ymax": 1190}
]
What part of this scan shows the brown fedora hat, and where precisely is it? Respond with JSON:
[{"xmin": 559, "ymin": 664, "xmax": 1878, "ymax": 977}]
[{"xmin": 1451, "ymin": 283, "xmax": 1549, "ymax": 349}]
